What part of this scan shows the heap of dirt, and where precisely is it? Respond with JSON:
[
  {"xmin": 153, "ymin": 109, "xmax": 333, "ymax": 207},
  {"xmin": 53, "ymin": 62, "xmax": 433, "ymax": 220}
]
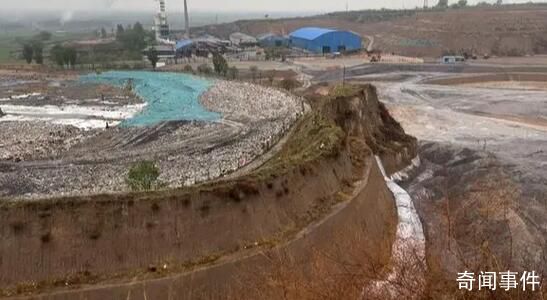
[
  {"xmin": 310, "ymin": 84, "xmax": 418, "ymax": 174},
  {"xmin": 0, "ymin": 84, "xmax": 416, "ymax": 298}
]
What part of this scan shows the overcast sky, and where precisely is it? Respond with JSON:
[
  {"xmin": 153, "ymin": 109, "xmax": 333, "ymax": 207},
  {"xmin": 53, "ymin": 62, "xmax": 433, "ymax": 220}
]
[{"xmin": 1, "ymin": 0, "xmax": 542, "ymax": 13}]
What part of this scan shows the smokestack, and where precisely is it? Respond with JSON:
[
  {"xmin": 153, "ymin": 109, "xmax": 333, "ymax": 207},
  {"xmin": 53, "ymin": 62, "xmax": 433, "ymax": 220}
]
[
  {"xmin": 184, "ymin": 0, "xmax": 190, "ymax": 38},
  {"xmin": 155, "ymin": 0, "xmax": 169, "ymax": 41}
]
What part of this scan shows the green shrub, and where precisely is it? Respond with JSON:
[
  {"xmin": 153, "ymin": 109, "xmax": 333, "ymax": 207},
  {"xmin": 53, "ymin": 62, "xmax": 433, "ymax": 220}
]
[
  {"xmin": 212, "ymin": 53, "xmax": 228, "ymax": 76},
  {"xmin": 279, "ymin": 78, "xmax": 300, "ymax": 91},
  {"xmin": 183, "ymin": 64, "xmax": 193, "ymax": 73},
  {"xmin": 249, "ymin": 65, "xmax": 259, "ymax": 81},
  {"xmin": 126, "ymin": 161, "xmax": 161, "ymax": 191},
  {"xmin": 332, "ymin": 84, "xmax": 357, "ymax": 97},
  {"xmin": 197, "ymin": 64, "xmax": 213, "ymax": 75},
  {"xmin": 227, "ymin": 66, "xmax": 239, "ymax": 80}
]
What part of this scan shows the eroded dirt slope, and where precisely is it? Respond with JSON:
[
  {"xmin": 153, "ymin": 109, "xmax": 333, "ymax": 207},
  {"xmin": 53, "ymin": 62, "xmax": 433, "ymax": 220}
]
[
  {"xmin": 0, "ymin": 84, "xmax": 417, "ymax": 299},
  {"xmin": 357, "ymin": 71, "xmax": 547, "ymax": 297}
]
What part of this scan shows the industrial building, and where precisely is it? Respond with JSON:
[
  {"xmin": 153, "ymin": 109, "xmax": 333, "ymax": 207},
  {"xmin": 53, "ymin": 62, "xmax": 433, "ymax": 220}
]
[
  {"xmin": 257, "ymin": 33, "xmax": 289, "ymax": 48},
  {"xmin": 154, "ymin": 0, "xmax": 170, "ymax": 41},
  {"xmin": 229, "ymin": 32, "xmax": 258, "ymax": 48},
  {"xmin": 175, "ymin": 35, "xmax": 232, "ymax": 58},
  {"xmin": 175, "ymin": 39, "xmax": 193, "ymax": 57},
  {"xmin": 289, "ymin": 27, "xmax": 362, "ymax": 54},
  {"xmin": 152, "ymin": 0, "xmax": 190, "ymax": 43},
  {"xmin": 143, "ymin": 45, "xmax": 175, "ymax": 60}
]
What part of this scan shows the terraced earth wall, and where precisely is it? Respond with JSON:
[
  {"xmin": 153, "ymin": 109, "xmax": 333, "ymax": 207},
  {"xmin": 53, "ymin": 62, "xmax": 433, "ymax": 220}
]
[{"xmin": 0, "ymin": 84, "xmax": 417, "ymax": 299}]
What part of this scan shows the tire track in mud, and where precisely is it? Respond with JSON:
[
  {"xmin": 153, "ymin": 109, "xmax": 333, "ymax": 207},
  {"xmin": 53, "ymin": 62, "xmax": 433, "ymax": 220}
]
[{"xmin": 4, "ymin": 119, "xmax": 246, "ymax": 170}]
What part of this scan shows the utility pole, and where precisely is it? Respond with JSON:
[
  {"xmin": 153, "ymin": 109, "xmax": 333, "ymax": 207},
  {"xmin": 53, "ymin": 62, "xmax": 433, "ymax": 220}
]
[
  {"xmin": 342, "ymin": 65, "xmax": 346, "ymax": 86},
  {"xmin": 184, "ymin": 0, "xmax": 190, "ymax": 38}
]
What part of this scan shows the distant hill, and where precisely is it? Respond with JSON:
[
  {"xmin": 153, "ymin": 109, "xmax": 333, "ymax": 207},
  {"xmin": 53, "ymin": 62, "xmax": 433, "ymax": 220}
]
[
  {"xmin": 195, "ymin": 3, "xmax": 547, "ymax": 57},
  {"xmin": 0, "ymin": 11, "xmax": 317, "ymax": 34}
]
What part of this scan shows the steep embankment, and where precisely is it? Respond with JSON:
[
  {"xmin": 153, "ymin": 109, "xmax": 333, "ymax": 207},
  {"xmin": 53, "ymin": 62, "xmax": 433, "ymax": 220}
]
[
  {"xmin": 0, "ymin": 84, "xmax": 416, "ymax": 299},
  {"xmin": 317, "ymin": 85, "xmax": 417, "ymax": 174}
]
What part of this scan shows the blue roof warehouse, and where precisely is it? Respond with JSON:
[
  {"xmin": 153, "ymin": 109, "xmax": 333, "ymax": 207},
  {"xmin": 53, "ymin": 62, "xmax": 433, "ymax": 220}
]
[
  {"xmin": 257, "ymin": 33, "xmax": 289, "ymax": 48},
  {"xmin": 289, "ymin": 27, "xmax": 362, "ymax": 54}
]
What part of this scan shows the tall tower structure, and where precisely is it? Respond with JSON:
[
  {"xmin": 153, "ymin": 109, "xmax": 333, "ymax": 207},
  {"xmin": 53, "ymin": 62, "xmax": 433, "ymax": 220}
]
[
  {"xmin": 184, "ymin": 0, "xmax": 190, "ymax": 38},
  {"xmin": 154, "ymin": 0, "xmax": 170, "ymax": 40}
]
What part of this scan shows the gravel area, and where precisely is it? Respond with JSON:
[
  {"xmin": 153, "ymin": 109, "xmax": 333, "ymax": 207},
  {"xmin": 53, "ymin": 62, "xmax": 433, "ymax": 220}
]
[
  {"xmin": 0, "ymin": 121, "xmax": 97, "ymax": 161},
  {"xmin": 201, "ymin": 80, "xmax": 303, "ymax": 122},
  {"xmin": 0, "ymin": 78, "xmax": 304, "ymax": 199}
]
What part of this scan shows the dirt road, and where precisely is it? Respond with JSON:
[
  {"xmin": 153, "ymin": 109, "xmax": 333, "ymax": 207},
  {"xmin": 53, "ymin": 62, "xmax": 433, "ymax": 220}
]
[{"xmin": 347, "ymin": 71, "xmax": 547, "ymax": 273}]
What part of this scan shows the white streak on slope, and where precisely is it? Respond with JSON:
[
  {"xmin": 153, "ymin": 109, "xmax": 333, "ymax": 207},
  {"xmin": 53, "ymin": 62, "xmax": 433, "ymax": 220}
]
[{"xmin": 367, "ymin": 156, "xmax": 426, "ymax": 299}]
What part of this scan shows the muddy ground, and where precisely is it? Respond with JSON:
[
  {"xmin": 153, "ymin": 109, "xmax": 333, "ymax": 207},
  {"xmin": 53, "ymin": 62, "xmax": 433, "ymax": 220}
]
[{"xmin": 341, "ymin": 70, "xmax": 547, "ymax": 273}]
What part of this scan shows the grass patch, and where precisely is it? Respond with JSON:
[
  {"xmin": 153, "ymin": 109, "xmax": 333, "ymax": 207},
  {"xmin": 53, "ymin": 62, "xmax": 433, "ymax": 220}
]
[
  {"xmin": 248, "ymin": 112, "xmax": 345, "ymax": 181},
  {"xmin": 331, "ymin": 84, "xmax": 361, "ymax": 98}
]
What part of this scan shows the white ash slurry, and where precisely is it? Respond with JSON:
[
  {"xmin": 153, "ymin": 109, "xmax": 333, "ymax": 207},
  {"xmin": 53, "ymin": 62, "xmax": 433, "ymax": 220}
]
[
  {"xmin": 375, "ymin": 156, "xmax": 424, "ymax": 244},
  {"xmin": 458, "ymin": 80, "xmax": 547, "ymax": 91},
  {"xmin": 367, "ymin": 72, "xmax": 547, "ymax": 181},
  {"xmin": 369, "ymin": 156, "xmax": 425, "ymax": 298},
  {"xmin": 0, "ymin": 81, "xmax": 147, "ymax": 129},
  {"xmin": 372, "ymin": 73, "xmax": 547, "ymax": 132},
  {"xmin": 0, "ymin": 92, "xmax": 42, "ymax": 100},
  {"xmin": 0, "ymin": 116, "xmax": 121, "ymax": 129},
  {"xmin": 0, "ymin": 103, "xmax": 146, "ymax": 129},
  {"xmin": 360, "ymin": 71, "xmax": 547, "ymax": 277},
  {"xmin": 390, "ymin": 156, "xmax": 421, "ymax": 182},
  {"xmin": 378, "ymin": 72, "xmax": 546, "ymax": 181}
]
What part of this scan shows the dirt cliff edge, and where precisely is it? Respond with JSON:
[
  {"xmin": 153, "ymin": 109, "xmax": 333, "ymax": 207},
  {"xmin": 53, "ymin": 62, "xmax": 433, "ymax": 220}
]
[{"xmin": 0, "ymin": 84, "xmax": 417, "ymax": 299}]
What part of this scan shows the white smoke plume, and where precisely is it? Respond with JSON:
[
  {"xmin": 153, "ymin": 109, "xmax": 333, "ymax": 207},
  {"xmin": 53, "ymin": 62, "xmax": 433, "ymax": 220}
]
[
  {"xmin": 59, "ymin": 0, "xmax": 117, "ymax": 25},
  {"xmin": 60, "ymin": 10, "xmax": 73, "ymax": 25}
]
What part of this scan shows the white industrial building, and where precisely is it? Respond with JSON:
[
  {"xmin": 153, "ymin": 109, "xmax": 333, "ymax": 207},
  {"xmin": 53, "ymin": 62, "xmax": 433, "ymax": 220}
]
[{"xmin": 154, "ymin": 0, "xmax": 170, "ymax": 41}]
